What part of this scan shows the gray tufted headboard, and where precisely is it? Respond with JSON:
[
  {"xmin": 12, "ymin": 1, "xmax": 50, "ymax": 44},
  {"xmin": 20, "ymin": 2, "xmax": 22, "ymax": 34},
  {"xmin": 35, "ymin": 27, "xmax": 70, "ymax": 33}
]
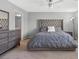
[{"xmin": 38, "ymin": 19, "xmax": 63, "ymax": 30}]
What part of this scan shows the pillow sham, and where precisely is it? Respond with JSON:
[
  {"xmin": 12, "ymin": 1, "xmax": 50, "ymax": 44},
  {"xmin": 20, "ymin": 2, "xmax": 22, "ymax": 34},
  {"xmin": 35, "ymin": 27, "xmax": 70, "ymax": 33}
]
[
  {"xmin": 39, "ymin": 26, "xmax": 48, "ymax": 32},
  {"xmin": 55, "ymin": 27, "xmax": 62, "ymax": 31},
  {"xmin": 48, "ymin": 26, "xmax": 55, "ymax": 32}
]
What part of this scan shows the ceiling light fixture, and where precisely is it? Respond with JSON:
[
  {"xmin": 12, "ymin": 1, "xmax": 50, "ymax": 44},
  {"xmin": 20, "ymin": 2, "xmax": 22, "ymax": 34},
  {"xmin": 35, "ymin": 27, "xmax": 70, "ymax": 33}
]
[
  {"xmin": 48, "ymin": 0, "xmax": 53, "ymax": 8},
  {"xmin": 47, "ymin": 0, "xmax": 63, "ymax": 8},
  {"xmin": 16, "ymin": 14, "xmax": 21, "ymax": 17}
]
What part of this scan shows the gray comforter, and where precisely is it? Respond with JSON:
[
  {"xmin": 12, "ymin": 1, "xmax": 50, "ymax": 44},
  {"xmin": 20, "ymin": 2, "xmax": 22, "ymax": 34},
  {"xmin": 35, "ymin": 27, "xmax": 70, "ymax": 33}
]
[{"xmin": 28, "ymin": 31, "xmax": 77, "ymax": 49}]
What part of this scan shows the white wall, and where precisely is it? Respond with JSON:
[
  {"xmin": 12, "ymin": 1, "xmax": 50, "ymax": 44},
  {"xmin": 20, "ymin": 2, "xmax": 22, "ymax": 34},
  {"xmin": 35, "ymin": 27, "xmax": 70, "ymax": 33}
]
[
  {"xmin": 28, "ymin": 12, "xmax": 74, "ymax": 35},
  {"xmin": 0, "ymin": 0, "xmax": 28, "ymax": 39},
  {"xmin": 0, "ymin": 0, "xmax": 15, "ymax": 30},
  {"xmin": 0, "ymin": 0, "xmax": 77, "ymax": 39}
]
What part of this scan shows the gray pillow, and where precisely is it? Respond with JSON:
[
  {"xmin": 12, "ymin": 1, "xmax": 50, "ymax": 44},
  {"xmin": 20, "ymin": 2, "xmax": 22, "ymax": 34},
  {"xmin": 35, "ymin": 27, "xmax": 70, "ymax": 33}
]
[
  {"xmin": 55, "ymin": 27, "xmax": 62, "ymax": 31},
  {"xmin": 39, "ymin": 26, "xmax": 48, "ymax": 32}
]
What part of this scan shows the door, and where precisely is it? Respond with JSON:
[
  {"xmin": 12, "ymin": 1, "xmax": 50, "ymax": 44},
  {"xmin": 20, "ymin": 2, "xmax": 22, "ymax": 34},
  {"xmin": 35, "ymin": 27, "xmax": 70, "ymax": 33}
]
[
  {"xmin": 15, "ymin": 14, "xmax": 21, "ymax": 29},
  {"xmin": 15, "ymin": 13, "xmax": 22, "ymax": 45}
]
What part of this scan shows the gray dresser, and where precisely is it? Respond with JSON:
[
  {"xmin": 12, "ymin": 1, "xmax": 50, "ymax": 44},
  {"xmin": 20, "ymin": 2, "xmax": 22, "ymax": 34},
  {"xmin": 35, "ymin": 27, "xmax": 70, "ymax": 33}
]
[
  {"xmin": 8, "ymin": 30, "xmax": 18, "ymax": 49},
  {"xmin": 0, "ymin": 31, "xmax": 9, "ymax": 54},
  {"xmin": 0, "ymin": 10, "xmax": 9, "ymax": 54},
  {"xmin": 0, "ymin": 30, "xmax": 21, "ymax": 54},
  {"xmin": 0, "ymin": 10, "xmax": 21, "ymax": 54}
]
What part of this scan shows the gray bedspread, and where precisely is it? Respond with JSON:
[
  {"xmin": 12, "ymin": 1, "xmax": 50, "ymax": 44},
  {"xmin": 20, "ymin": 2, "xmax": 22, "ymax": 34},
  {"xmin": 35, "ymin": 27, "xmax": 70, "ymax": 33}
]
[{"xmin": 28, "ymin": 31, "xmax": 77, "ymax": 49}]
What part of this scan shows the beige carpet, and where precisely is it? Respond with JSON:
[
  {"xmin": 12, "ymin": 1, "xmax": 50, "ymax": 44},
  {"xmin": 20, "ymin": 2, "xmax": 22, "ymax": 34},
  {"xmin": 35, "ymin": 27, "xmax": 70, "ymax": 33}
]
[
  {"xmin": 0, "ymin": 40, "xmax": 78, "ymax": 59},
  {"xmin": 0, "ymin": 46, "xmax": 78, "ymax": 59}
]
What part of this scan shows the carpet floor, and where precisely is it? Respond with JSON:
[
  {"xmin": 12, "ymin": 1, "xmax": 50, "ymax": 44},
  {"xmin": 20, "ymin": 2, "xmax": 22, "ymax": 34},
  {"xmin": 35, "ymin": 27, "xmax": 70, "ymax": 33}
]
[{"xmin": 0, "ymin": 46, "xmax": 78, "ymax": 59}]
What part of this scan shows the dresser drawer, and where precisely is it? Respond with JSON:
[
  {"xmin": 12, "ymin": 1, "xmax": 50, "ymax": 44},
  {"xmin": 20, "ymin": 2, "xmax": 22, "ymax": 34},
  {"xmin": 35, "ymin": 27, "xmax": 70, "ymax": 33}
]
[
  {"xmin": 8, "ymin": 40, "xmax": 17, "ymax": 49},
  {"xmin": 9, "ymin": 36, "xmax": 16, "ymax": 41},
  {"xmin": 0, "ymin": 38, "xmax": 8, "ymax": 44},
  {"xmin": 0, "ymin": 33, "xmax": 8, "ymax": 39},
  {"xmin": 0, "ymin": 42, "xmax": 8, "ymax": 54},
  {"xmin": 9, "ymin": 31, "xmax": 16, "ymax": 36},
  {"xmin": 0, "ymin": 30, "xmax": 8, "ymax": 33}
]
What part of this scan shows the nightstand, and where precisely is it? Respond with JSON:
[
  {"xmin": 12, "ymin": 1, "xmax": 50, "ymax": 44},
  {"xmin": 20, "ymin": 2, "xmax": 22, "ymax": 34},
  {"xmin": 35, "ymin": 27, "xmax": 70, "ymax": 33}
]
[
  {"xmin": 65, "ymin": 31, "xmax": 73, "ymax": 36},
  {"xmin": 20, "ymin": 39, "xmax": 30, "ymax": 50},
  {"xmin": 26, "ymin": 35, "xmax": 32, "ymax": 39}
]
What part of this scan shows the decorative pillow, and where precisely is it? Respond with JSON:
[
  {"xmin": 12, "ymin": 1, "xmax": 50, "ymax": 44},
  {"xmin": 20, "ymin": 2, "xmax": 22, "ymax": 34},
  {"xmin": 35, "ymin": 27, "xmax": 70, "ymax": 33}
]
[
  {"xmin": 40, "ymin": 26, "xmax": 48, "ymax": 32},
  {"xmin": 55, "ymin": 27, "xmax": 62, "ymax": 31},
  {"xmin": 48, "ymin": 26, "xmax": 55, "ymax": 32}
]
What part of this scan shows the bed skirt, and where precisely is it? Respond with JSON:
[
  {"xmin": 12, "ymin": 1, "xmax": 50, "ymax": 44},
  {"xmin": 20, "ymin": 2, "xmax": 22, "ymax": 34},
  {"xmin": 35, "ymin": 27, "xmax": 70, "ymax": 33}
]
[
  {"xmin": 27, "ymin": 42, "xmax": 76, "ymax": 51},
  {"xmin": 26, "ymin": 39, "xmax": 76, "ymax": 51},
  {"xmin": 27, "ymin": 47, "xmax": 76, "ymax": 51},
  {"xmin": 27, "ymin": 46, "xmax": 76, "ymax": 51}
]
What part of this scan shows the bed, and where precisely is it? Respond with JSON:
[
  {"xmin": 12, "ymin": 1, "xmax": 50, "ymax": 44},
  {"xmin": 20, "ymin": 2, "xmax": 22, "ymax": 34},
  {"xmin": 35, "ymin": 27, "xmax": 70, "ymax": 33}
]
[{"xmin": 27, "ymin": 19, "xmax": 77, "ymax": 51}]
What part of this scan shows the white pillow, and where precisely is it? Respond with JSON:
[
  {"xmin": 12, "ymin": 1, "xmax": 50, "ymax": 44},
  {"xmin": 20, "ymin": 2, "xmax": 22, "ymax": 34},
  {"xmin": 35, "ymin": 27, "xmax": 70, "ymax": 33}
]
[{"xmin": 48, "ymin": 26, "xmax": 55, "ymax": 32}]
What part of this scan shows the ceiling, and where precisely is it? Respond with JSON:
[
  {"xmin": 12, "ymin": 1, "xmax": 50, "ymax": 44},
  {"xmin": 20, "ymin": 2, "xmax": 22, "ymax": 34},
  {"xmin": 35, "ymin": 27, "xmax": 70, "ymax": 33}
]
[{"xmin": 8, "ymin": 0, "xmax": 78, "ymax": 12}]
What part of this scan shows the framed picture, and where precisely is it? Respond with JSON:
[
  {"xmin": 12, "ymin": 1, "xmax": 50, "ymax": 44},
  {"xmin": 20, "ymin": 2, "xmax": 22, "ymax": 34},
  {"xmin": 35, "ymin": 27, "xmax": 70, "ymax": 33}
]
[{"xmin": 0, "ymin": 10, "xmax": 9, "ymax": 30}]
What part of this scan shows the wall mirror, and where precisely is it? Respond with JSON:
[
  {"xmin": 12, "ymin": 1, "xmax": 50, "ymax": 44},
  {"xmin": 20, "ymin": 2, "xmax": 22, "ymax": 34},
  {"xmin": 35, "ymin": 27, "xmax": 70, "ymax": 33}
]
[{"xmin": 0, "ymin": 10, "xmax": 9, "ymax": 30}]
